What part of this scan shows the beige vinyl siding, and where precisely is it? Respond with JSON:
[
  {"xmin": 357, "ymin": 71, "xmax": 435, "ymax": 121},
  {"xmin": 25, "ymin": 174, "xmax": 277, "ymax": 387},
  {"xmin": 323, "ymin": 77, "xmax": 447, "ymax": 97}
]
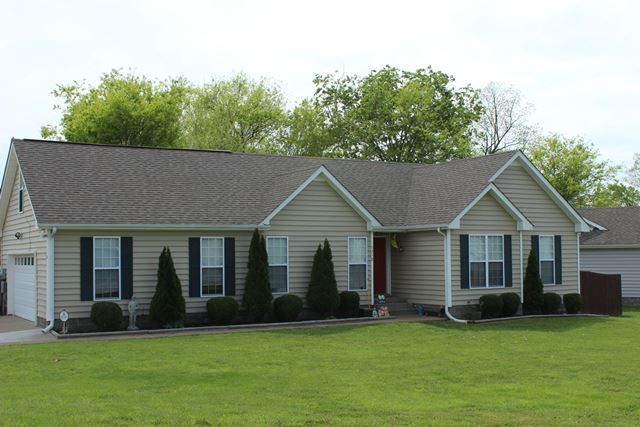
[
  {"xmin": 54, "ymin": 230, "xmax": 251, "ymax": 319},
  {"xmin": 581, "ymin": 248, "xmax": 640, "ymax": 298},
  {"xmin": 494, "ymin": 160, "xmax": 579, "ymax": 295},
  {"xmin": 266, "ymin": 176, "xmax": 371, "ymax": 303},
  {"xmin": 0, "ymin": 167, "xmax": 47, "ymax": 320},
  {"xmin": 451, "ymin": 193, "xmax": 521, "ymax": 305},
  {"xmin": 390, "ymin": 231, "xmax": 445, "ymax": 306}
]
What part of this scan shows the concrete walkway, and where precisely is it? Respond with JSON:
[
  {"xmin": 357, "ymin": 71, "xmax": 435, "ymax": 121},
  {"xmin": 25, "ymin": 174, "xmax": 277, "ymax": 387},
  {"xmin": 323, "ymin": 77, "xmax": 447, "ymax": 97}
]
[{"xmin": 0, "ymin": 315, "xmax": 55, "ymax": 345}]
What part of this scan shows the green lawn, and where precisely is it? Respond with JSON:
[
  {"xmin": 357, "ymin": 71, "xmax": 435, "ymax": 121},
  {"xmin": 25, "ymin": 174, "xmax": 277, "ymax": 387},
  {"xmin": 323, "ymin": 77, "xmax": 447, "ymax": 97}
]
[{"xmin": 1, "ymin": 310, "xmax": 640, "ymax": 426}]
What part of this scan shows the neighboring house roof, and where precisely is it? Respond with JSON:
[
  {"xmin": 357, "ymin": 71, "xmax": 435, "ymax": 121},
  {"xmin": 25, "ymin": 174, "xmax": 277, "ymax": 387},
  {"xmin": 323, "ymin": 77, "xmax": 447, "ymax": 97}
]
[
  {"xmin": 1, "ymin": 138, "xmax": 587, "ymax": 231},
  {"xmin": 579, "ymin": 207, "xmax": 640, "ymax": 247}
]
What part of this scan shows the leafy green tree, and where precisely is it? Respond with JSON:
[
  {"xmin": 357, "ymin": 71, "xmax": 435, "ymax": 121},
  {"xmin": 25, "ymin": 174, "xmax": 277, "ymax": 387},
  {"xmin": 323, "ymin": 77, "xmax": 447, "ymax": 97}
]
[
  {"xmin": 150, "ymin": 247, "xmax": 186, "ymax": 327},
  {"xmin": 306, "ymin": 66, "xmax": 482, "ymax": 163},
  {"xmin": 523, "ymin": 249, "xmax": 544, "ymax": 315},
  {"xmin": 41, "ymin": 69, "xmax": 188, "ymax": 147},
  {"xmin": 527, "ymin": 134, "xmax": 639, "ymax": 207},
  {"xmin": 278, "ymin": 99, "xmax": 333, "ymax": 157},
  {"xmin": 243, "ymin": 229, "xmax": 273, "ymax": 321},
  {"xmin": 628, "ymin": 153, "xmax": 640, "ymax": 189},
  {"xmin": 182, "ymin": 73, "xmax": 287, "ymax": 152},
  {"xmin": 306, "ymin": 239, "xmax": 339, "ymax": 317}
]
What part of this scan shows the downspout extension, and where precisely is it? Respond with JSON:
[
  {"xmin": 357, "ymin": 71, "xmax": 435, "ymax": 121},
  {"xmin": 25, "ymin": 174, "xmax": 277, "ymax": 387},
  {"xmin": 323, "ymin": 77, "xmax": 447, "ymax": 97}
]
[
  {"xmin": 42, "ymin": 227, "xmax": 56, "ymax": 333},
  {"xmin": 437, "ymin": 227, "xmax": 467, "ymax": 324}
]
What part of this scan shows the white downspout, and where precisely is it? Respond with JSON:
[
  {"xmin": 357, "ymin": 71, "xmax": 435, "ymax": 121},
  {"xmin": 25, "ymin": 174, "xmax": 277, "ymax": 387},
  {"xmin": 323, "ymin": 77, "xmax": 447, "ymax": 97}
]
[
  {"xmin": 437, "ymin": 227, "xmax": 467, "ymax": 324},
  {"xmin": 577, "ymin": 233, "xmax": 581, "ymax": 294},
  {"xmin": 42, "ymin": 227, "xmax": 56, "ymax": 333},
  {"xmin": 519, "ymin": 231, "xmax": 524, "ymax": 303}
]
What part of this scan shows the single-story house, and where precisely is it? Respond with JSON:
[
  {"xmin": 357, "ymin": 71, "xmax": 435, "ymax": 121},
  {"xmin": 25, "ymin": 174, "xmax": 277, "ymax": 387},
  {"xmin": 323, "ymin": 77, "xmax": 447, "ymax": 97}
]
[
  {"xmin": 0, "ymin": 138, "xmax": 590, "ymax": 329},
  {"xmin": 578, "ymin": 207, "xmax": 640, "ymax": 304}
]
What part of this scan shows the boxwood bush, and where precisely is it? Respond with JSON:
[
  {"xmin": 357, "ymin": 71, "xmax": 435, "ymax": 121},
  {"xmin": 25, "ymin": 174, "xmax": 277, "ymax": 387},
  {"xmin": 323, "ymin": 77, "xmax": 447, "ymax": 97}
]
[
  {"xmin": 90, "ymin": 301, "xmax": 123, "ymax": 331},
  {"xmin": 563, "ymin": 293, "xmax": 582, "ymax": 314},
  {"xmin": 543, "ymin": 292, "xmax": 562, "ymax": 314},
  {"xmin": 273, "ymin": 294, "xmax": 303, "ymax": 322},
  {"xmin": 500, "ymin": 292, "xmax": 521, "ymax": 317},
  {"xmin": 338, "ymin": 291, "xmax": 361, "ymax": 318},
  {"xmin": 479, "ymin": 294, "xmax": 503, "ymax": 319},
  {"xmin": 206, "ymin": 297, "xmax": 239, "ymax": 325}
]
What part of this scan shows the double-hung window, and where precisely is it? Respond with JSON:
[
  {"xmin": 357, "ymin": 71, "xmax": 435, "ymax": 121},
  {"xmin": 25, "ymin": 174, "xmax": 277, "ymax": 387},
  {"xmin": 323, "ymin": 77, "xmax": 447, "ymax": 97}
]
[
  {"xmin": 539, "ymin": 236, "xmax": 555, "ymax": 285},
  {"xmin": 348, "ymin": 237, "xmax": 367, "ymax": 291},
  {"xmin": 267, "ymin": 237, "xmax": 288, "ymax": 293},
  {"xmin": 469, "ymin": 235, "xmax": 504, "ymax": 288},
  {"xmin": 201, "ymin": 237, "xmax": 224, "ymax": 296},
  {"xmin": 94, "ymin": 237, "xmax": 121, "ymax": 300}
]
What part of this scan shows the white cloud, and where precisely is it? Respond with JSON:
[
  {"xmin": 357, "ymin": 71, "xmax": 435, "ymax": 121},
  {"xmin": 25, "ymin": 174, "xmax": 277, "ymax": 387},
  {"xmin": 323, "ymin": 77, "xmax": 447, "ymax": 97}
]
[{"xmin": 1, "ymin": 0, "xmax": 638, "ymax": 168}]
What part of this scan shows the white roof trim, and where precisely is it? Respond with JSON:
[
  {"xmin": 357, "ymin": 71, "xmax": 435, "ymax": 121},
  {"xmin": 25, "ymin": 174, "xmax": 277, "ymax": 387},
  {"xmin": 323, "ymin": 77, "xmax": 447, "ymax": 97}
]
[
  {"xmin": 37, "ymin": 223, "xmax": 265, "ymax": 231},
  {"xmin": 489, "ymin": 151, "xmax": 591, "ymax": 233},
  {"xmin": 448, "ymin": 183, "xmax": 533, "ymax": 231},
  {"xmin": 0, "ymin": 144, "xmax": 40, "ymax": 231},
  {"xmin": 582, "ymin": 218, "xmax": 607, "ymax": 231},
  {"xmin": 260, "ymin": 165, "xmax": 381, "ymax": 227},
  {"xmin": 369, "ymin": 223, "xmax": 451, "ymax": 232}
]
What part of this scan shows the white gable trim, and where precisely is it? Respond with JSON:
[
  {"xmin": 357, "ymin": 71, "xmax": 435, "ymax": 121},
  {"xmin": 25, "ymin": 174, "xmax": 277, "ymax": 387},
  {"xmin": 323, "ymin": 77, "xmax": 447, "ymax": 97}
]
[
  {"xmin": 448, "ymin": 183, "xmax": 533, "ymax": 231},
  {"xmin": 0, "ymin": 144, "xmax": 40, "ymax": 231},
  {"xmin": 260, "ymin": 165, "xmax": 381, "ymax": 227},
  {"xmin": 489, "ymin": 151, "xmax": 591, "ymax": 233},
  {"xmin": 583, "ymin": 218, "xmax": 607, "ymax": 231}
]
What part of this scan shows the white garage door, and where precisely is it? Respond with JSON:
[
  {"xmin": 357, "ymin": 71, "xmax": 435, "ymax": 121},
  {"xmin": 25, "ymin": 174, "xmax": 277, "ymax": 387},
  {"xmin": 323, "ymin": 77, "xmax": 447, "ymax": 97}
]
[{"xmin": 13, "ymin": 255, "xmax": 36, "ymax": 321}]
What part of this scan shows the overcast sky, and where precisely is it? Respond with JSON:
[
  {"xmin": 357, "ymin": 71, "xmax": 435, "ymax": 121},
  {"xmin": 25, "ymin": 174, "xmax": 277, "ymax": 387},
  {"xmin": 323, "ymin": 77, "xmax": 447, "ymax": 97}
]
[{"xmin": 1, "ymin": 0, "xmax": 638, "ymax": 171}]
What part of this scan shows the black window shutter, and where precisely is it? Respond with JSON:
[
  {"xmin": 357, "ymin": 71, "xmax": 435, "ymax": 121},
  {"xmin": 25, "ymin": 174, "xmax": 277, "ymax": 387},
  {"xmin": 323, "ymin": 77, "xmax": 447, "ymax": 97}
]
[
  {"xmin": 460, "ymin": 234, "xmax": 469, "ymax": 289},
  {"xmin": 531, "ymin": 235, "xmax": 539, "ymax": 263},
  {"xmin": 121, "ymin": 237, "xmax": 133, "ymax": 299},
  {"xmin": 188, "ymin": 237, "xmax": 201, "ymax": 297},
  {"xmin": 80, "ymin": 237, "xmax": 93, "ymax": 301},
  {"xmin": 554, "ymin": 235, "xmax": 562, "ymax": 284},
  {"xmin": 224, "ymin": 237, "xmax": 236, "ymax": 296},
  {"xmin": 504, "ymin": 235, "xmax": 513, "ymax": 287}
]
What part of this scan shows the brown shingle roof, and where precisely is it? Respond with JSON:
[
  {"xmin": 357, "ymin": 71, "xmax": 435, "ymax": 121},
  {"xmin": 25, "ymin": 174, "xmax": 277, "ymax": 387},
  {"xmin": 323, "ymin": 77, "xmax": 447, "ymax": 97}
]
[
  {"xmin": 579, "ymin": 207, "xmax": 640, "ymax": 246},
  {"xmin": 12, "ymin": 138, "xmax": 517, "ymax": 227}
]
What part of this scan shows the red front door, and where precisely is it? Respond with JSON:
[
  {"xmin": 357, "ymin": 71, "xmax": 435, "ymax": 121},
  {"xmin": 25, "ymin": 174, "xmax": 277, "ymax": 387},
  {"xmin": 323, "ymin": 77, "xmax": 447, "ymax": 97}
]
[{"xmin": 373, "ymin": 237, "xmax": 387, "ymax": 295}]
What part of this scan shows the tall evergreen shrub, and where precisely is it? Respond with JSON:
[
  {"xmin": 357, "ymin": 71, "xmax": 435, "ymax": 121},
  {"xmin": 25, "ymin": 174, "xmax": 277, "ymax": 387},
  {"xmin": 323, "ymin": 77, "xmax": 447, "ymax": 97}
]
[
  {"xmin": 242, "ymin": 229, "xmax": 273, "ymax": 321},
  {"xmin": 523, "ymin": 248, "xmax": 544, "ymax": 314},
  {"xmin": 307, "ymin": 239, "xmax": 339, "ymax": 317},
  {"xmin": 150, "ymin": 247, "xmax": 186, "ymax": 327}
]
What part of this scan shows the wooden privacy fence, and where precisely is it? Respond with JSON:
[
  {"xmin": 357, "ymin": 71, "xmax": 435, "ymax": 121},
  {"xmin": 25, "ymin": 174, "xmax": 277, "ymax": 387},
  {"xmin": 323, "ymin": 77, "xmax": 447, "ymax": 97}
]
[{"xmin": 580, "ymin": 271, "xmax": 622, "ymax": 316}]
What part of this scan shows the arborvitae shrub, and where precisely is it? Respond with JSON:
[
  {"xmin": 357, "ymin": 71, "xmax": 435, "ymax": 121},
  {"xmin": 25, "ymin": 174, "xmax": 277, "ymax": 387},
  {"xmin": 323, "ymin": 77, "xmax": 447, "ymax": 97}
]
[
  {"xmin": 523, "ymin": 249, "xmax": 544, "ymax": 314},
  {"xmin": 479, "ymin": 294, "xmax": 504, "ymax": 319},
  {"xmin": 273, "ymin": 294, "xmax": 303, "ymax": 322},
  {"xmin": 338, "ymin": 291, "xmax": 361, "ymax": 318},
  {"xmin": 500, "ymin": 292, "xmax": 521, "ymax": 317},
  {"xmin": 150, "ymin": 247, "xmax": 186, "ymax": 327},
  {"xmin": 90, "ymin": 301, "xmax": 123, "ymax": 331},
  {"xmin": 306, "ymin": 239, "xmax": 339, "ymax": 317},
  {"xmin": 543, "ymin": 292, "xmax": 562, "ymax": 314},
  {"xmin": 563, "ymin": 293, "xmax": 582, "ymax": 314},
  {"xmin": 242, "ymin": 229, "xmax": 273, "ymax": 322},
  {"xmin": 206, "ymin": 297, "xmax": 239, "ymax": 325}
]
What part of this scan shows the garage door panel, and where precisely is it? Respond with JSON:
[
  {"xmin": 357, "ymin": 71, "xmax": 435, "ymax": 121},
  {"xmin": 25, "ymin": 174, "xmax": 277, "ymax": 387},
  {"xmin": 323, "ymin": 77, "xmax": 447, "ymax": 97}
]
[{"xmin": 13, "ymin": 255, "xmax": 36, "ymax": 321}]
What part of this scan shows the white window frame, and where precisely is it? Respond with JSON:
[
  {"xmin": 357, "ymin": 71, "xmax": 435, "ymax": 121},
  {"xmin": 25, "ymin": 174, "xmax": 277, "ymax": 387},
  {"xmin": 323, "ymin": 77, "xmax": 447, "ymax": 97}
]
[
  {"xmin": 266, "ymin": 236, "xmax": 289, "ymax": 294},
  {"xmin": 18, "ymin": 174, "xmax": 24, "ymax": 213},
  {"xmin": 348, "ymin": 236, "xmax": 368, "ymax": 291},
  {"xmin": 539, "ymin": 235, "xmax": 555, "ymax": 286},
  {"xmin": 200, "ymin": 237, "xmax": 225, "ymax": 297},
  {"xmin": 469, "ymin": 234, "xmax": 505, "ymax": 289},
  {"xmin": 93, "ymin": 236, "xmax": 121, "ymax": 301}
]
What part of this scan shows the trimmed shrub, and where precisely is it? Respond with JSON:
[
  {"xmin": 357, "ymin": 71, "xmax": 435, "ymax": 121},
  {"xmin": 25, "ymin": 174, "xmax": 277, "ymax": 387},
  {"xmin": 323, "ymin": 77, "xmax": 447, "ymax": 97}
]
[
  {"xmin": 563, "ymin": 293, "xmax": 582, "ymax": 314},
  {"xmin": 90, "ymin": 301, "xmax": 123, "ymax": 331},
  {"xmin": 479, "ymin": 294, "xmax": 504, "ymax": 319},
  {"xmin": 338, "ymin": 291, "xmax": 361, "ymax": 318},
  {"xmin": 206, "ymin": 297, "xmax": 239, "ymax": 325},
  {"xmin": 543, "ymin": 292, "xmax": 562, "ymax": 314},
  {"xmin": 523, "ymin": 248, "xmax": 544, "ymax": 314},
  {"xmin": 500, "ymin": 292, "xmax": 521, "ymax": 317},
  {"xmin": 150, "ymin": 247, "xmax": 186, "ymax": 327},
  {"xmin": 306, "ymin": 239, "xmax": 340, "ymax": 317},
  {"xmin": 243, "ymin": 229, "xmax": 273, "ymax": 322},
  {"xmin": 273, "ymin": 294, "xmax": 303, "ymax": 322}
]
